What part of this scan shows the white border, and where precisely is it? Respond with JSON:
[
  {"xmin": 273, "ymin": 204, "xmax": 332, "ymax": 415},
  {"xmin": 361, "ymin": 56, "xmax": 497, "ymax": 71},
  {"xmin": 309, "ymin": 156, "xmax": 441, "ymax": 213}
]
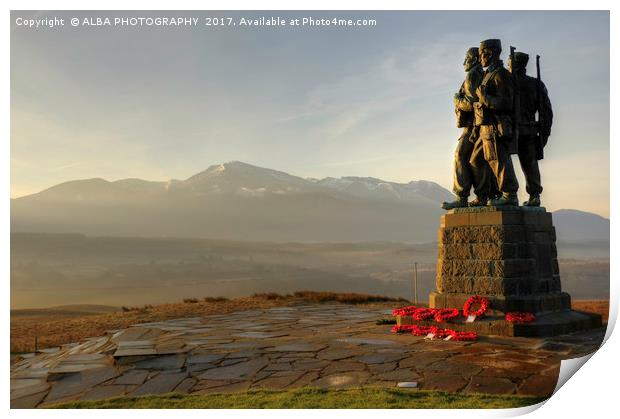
[{"xmin": 4, "ymin": 1, "xmax": 617, "ymax": 419}]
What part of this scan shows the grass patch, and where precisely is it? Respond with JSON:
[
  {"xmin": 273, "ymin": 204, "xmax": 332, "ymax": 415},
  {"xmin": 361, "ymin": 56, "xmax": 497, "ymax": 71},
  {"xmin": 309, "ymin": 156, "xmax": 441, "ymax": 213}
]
[
  {"xmin": 251, "ymin": 291, "xmax": 409, "ymax": 304},
  {"xmin": 292, "ymin": 291, "xmax": 408, "ymax": 304},
  {"xmin": 50, "ymin": 387, "xmax": 544, "ymax": 409}
]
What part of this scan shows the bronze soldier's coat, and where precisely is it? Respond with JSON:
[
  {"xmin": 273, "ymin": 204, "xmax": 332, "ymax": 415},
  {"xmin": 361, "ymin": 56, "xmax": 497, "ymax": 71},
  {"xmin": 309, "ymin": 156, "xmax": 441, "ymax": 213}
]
[
  {"xmin": 514, "ymin": 70, "xmax": 553, "ymax": 197},
  {"xmin": 452, "ymin": 61, "xmax": 495, "ymax": 200},
  {"xmin": 471, "ymin": 59, "xmax": 519, "ymax": 195}
]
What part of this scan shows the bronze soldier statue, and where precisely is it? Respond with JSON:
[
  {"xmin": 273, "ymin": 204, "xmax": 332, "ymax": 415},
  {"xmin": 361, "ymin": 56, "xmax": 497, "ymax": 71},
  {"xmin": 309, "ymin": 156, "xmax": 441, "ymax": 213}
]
[
  {"xmin": 470, "ymin": 39, "xmax": 520, "ymax": 206},
  {"xmin": 508, "ymin": 52, "xmax": 553, "ymax": 206},
  {"xmin": 442, "ymin": 47, "xmax": 497, "ymax": 209}
]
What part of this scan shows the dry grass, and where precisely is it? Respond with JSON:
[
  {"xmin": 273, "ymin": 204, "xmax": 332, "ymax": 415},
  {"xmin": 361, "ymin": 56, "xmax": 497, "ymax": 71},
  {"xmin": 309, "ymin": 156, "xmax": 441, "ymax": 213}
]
[
  {"xmin": 292, "ymin": 291, "xmax": 409, "ymax": 304},
  {"xmin": 51, "ymin": 387, "xmax": 544, "ymax": 409},
  {"xmin": 11, "ymin": 292, "xmax": 405, "ymax": 353}
]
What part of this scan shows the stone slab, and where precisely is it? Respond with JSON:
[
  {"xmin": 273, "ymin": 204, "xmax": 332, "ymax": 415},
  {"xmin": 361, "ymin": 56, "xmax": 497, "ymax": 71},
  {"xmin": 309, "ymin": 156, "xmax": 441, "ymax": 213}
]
[
  {"xmin": 198, "ymin": 358, "xmax": 269, "ymax": 381},
  {"xmin": 129, "ymin": 371, "xmax": 188, "ymax": 396},
  {"xmin": 44, "ymin": 366, "xmax": 118, "ymax": 403},
  {"xmin": 114, "ymin": 369, "xmax": 150, "ymax": 385},
  {"xmin": 11, "ymin": 390, "xmax": 49, "ymax": 409},
  {"xmin": 79, "ymin": 385, "xmax": 129, "ymax": 401},
  {"xmin": 269, "ymin": 343, "xmax": 327, "ymax": 352}
]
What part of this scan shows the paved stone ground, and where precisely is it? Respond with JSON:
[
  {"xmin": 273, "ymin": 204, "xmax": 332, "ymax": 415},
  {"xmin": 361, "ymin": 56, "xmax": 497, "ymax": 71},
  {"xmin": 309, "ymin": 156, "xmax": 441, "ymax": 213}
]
[{"xmin": 10, "ymin": 304, "xmax": 605, "ymax": 408}]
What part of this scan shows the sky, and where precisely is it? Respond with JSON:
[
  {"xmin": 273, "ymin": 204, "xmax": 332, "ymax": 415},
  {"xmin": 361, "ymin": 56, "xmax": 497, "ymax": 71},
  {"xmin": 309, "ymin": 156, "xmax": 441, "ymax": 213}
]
[{"xmin": 10, "ymin": 10, "xmax": 610, "ymax": 217}]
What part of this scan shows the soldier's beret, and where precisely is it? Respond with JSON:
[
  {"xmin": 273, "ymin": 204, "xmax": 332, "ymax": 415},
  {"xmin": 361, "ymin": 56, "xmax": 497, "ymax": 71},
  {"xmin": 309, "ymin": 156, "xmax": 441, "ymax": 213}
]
[
  {"xmin": 513, "ymin": 52, "xmax": 530, "ymax": 66},
  {"xmin": 466, "ymin": 47, "xmax": 479, "ymax": 58},
  {"xmin": 479, "ymin": 39, "xmax": 502, "ymax": 52}
]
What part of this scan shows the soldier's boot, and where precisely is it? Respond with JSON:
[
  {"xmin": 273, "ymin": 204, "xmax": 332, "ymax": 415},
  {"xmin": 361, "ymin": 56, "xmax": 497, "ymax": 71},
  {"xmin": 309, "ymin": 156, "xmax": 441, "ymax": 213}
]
[
  {"xmin": 441, "ymin": 197, "xmax": 468, "ymax": 210},
  {"xmin": 523, "ymin": 195, "xmax": 541, "ymax": 207},
  {"xmin": 488, "ymin": 192, "xmax": 519, "ymax": 207},
  {"xmin": 468, "ymin": 196, "xmax": 488, "ymax": 207}
]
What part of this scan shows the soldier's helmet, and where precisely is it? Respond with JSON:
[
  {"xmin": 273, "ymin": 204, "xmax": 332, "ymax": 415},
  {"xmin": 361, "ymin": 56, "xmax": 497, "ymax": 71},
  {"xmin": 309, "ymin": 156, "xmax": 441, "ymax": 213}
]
[{"xmin": 480, "ymin": 39, "xmax": 502, "ymax": 53}]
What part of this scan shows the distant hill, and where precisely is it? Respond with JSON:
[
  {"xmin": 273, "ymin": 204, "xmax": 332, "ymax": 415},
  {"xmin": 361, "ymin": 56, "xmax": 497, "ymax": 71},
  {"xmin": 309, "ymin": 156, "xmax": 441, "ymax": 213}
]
[
  {"xmin": 10, "ymin": 161, "xmax": 609, "ymax": 243},
  {"xmin": 552, "ymin": 209, "xmax": 610, "ymax": 242},
  {"xmin": 11, "ymin": 304, "xmax": 121, "ymax": 318}
]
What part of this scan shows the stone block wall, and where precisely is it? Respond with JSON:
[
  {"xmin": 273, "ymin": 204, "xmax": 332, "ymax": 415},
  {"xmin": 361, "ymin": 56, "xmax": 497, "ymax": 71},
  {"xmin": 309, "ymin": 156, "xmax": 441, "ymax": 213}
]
[{"xmin": 431, "ymin": 207, "xmax": 569, "ymax": 314}]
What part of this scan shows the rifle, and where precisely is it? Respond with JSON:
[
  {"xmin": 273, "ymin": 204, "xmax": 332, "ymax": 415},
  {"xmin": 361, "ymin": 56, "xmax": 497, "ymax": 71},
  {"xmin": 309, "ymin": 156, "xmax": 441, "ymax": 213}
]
[
  {"xmin": 535, "ymin": 54, "xmax": 545, "ymax": 159},
  {"xmin": 510, "ymin": 46, "xmax": 519, "ymax": 151}
]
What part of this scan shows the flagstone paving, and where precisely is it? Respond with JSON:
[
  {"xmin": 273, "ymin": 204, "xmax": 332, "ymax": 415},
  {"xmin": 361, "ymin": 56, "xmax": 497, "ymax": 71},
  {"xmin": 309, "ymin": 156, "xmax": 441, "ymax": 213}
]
[{"xmin": 10, "ymin": 304, "xmax": 605, "ymax": 408}]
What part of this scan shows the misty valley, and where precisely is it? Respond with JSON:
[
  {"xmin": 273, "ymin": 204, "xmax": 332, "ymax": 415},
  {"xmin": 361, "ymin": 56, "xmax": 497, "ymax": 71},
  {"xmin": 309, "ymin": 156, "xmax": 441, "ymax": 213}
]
[{"xmin": 10, "ymin": 232, "xmax": 609, "ymax": 309}]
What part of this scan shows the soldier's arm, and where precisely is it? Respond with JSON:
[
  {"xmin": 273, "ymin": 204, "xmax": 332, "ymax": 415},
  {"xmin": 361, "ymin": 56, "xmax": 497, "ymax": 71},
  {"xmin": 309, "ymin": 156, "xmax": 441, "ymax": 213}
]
[
  {"xmin": 479, "ymin": 71, "xmax": 513, "ymax": 112},
  {"xmin": 540, "ymin": 82, "xmax": 553, "ymax": 136},
  {"xmin": 455, "ymin": 71, "xmax": 481, "ymax": 112},
  {"xmin": 455, "ymin": 96, "xmax": 474, "ymax": 112}
]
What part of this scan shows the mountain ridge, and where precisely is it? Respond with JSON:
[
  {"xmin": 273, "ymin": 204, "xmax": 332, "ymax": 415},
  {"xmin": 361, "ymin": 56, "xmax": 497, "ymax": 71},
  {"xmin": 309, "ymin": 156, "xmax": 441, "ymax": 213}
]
[{"xmin": 11, "ymin": 161, "xmax": 608, "ymax": 243}]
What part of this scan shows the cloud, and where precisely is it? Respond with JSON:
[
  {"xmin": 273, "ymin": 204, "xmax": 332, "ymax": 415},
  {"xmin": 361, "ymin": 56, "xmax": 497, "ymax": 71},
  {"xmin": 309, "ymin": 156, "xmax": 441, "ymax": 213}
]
[{"xmin": 49, "ymin": 162, "xmax": 83, "ymax": 172}]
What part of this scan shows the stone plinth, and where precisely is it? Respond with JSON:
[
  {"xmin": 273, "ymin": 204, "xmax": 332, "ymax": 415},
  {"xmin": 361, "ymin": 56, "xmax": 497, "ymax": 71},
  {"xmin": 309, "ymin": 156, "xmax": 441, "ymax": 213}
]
[{"xmin": 398, "ymin": 206, "xmax": 602, "ymax": 337}]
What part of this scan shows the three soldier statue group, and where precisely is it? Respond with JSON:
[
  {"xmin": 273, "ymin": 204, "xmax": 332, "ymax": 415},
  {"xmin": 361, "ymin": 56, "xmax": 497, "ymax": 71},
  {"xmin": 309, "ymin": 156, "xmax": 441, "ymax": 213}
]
[{"xmin": 442, "ymin": 38, "xmax": 553, "ymax": 210}]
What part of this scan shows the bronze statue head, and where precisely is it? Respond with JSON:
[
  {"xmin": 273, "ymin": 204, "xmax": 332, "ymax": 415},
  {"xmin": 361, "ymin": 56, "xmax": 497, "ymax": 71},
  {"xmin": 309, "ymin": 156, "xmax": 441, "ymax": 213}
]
[
  {"xmin": 463, "ymin": 47, "xmax": 479, "ymax": 71},
  {"xmin": 508, "ymin": 51, "xmax": 529, "ymax": 74},
  {"xmin": 479, "ymin": 39, "xmax": 502, "ymax": 68}
]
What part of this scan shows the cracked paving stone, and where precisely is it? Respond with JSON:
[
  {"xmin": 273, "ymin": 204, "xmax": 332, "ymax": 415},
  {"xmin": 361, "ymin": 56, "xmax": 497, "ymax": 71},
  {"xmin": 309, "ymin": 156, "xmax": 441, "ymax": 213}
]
[
  {"xmin": 477, "ymin": 367, "xmax": 530, "ymax": 380},
  {"xmin": 322, "ymin": 361, "xmax": 366, "ymax": 374},
  {"xmin": 192, "ymin": 379, "xmax": 233, "ymax": 391},
  {"xmin": 399, "ymin": 352, "xmax": 452, "ymax": 369},
  {"xmin": 130, "ymin": 371, "xmax": 188, "ymax": 396},
  {"xmin": 425, "ymin": 361, "xmax": 483, "ymax": 377},
  {"xmin": 217, "ymin": 342, "xmax": 271, "ymax": 350},
  {"xmin": 10, "ymin": 390, "xmax": 49, "ymax": 409},
  {"xmin": 12, "ymin": 303, "xmax": 601, "ymax": 403},
  {"xmin": 227, "ymin": 350, "xmax": 262, "ymax": 359},
  {"xmin": 253, "ymin": 371, "xmax": 305, "ymax": 389},
  {"xmin": 187, "ymin": 363, "xmax": 217, "ymax": 375},
  {"xmin": 270, "ymin": 343, "xmax": 327, "ymax": 352},
  {"xmin": 221, "ymin": 358, "xmax": 247, "ymax": 367},
  {"xmin": 292, "ymin": 359, "xmax": 330, "ymax": 370},
  {"xmin": 10, "ymin": 379, "xmax": 50, "ymax": 401},
  {"xmin": 311, "ymin": 371, "xmax": 371, "ymax": 389},
  {"xmin": 174, "ymin": 377, "xmax": 198, "ymax": 393},
  {"xmin": 134, "ymin": 354, "xmax": 186, "ymax": 370},
  {"xmin": 44, "ymin": 366, "xmax": 119, "ymax": 403},
  {"xmin": 368, "ymin": 362, "xmax": 398, "ymax": 373},
  {"xmin": 517, "ymin": 374, "xmax": 558, "ymax": 397},
  {"xmin": 288, "ymin": 371, "xmax": 320, "ymax": 388},
  {"xmin": 422, "ymin": 373, "xmax": 468, "ymax": 392},
  {"xmin": 265, "ymin": 362, "xmax": 294, "ymax": 372},
  {"xmin": 337, "ymin": 338, "xmax": 396, "ymax": 346},
  {"xmin": 79, "ymin": 385, "xmax": 129, "ymax": 401},
  {"xmin": 451, "ymin": 355, "xmax": 546, "ymax": 374},
  {"xmin": 376, "ymin": 369, "xmax": 422, "ymax": 382},
  {"xmin": 188, "ymin": 353, "xmax": 226, "ymax": 364},
  {"xmin": 464, "ymin": 376, "xmax": 518, "ymax": 395},
  {"xmin": 114, "ymin": 369, "xmax": 150, "ymax": 385},
  {"xmin": 355, "ymin": 352, "xmax": 407, "ymax": 364},
  {"xmin": 317, "ymin": 348, "xmax": 359, "ymax": 361},
  {"xmin": 198, "ymin": 358, "xmax": 269, "ymax": 381},
  {"xmin": 194, "ymin": 380, "xmax": 251, "ymax": 394},
  {"xmin": 232, "ymin": 332, "xmax": 289, "ymax": 339}
]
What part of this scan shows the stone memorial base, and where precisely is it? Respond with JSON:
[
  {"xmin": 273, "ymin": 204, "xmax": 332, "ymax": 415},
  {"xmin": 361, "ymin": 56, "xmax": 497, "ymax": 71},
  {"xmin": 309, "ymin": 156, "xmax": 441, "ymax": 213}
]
[{"xmin": 396, "ymin": 206, "xmax": 602, "ymax": 337}]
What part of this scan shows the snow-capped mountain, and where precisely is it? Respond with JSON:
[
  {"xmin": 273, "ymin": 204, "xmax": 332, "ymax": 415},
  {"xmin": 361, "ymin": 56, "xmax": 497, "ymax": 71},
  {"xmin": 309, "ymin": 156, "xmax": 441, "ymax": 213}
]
[
  {"xmin": 10, "ymin": 161, "xmax": 608, "ymax": 243},
  {"xmin": 310, "ymin": 176, "xmax": 453, "ymax": 205}
]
